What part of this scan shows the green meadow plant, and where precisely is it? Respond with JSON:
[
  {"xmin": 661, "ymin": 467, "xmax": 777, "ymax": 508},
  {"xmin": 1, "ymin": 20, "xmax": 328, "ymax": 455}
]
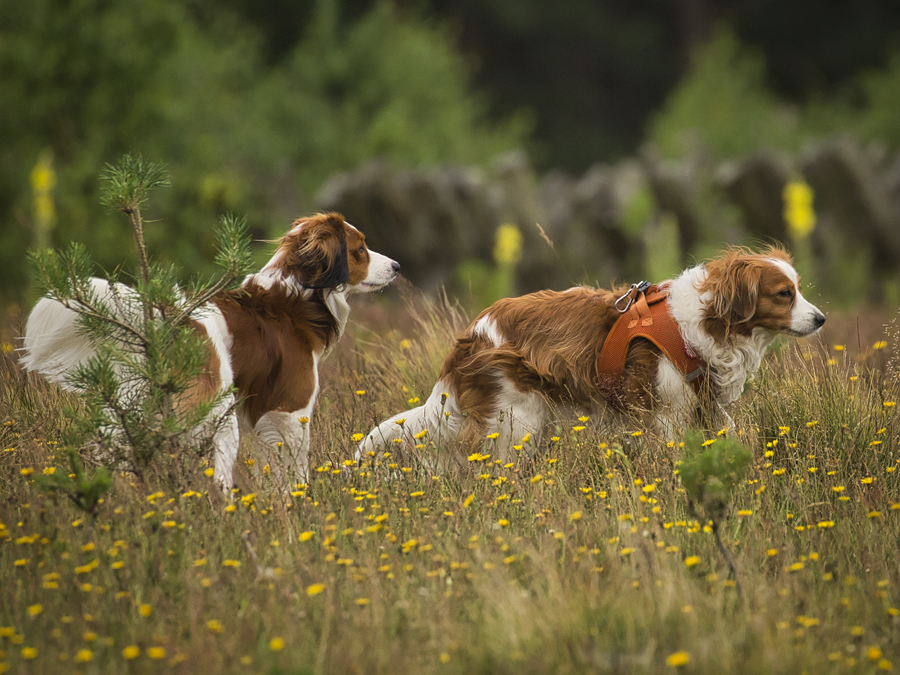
[
  {"xmin": 31, "ymin": 446, "xmax": 112, "ymax": 518},
  {"xmin": 679, "ymin": 429, "xmax": 752, "ymax": 597}
]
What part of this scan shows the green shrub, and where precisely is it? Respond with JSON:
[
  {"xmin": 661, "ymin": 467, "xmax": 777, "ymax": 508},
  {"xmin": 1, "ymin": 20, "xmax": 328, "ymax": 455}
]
[
  {"xmin": 0, "ymin": 0, "xmax": 528, "ymax": 303},
  {"xmin": 649, "ymin": 28, "xmax": 800, "ymax": 160}
]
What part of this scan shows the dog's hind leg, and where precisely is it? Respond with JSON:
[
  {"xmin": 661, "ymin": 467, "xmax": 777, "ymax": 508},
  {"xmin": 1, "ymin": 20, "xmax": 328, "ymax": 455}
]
[
  {"xmin": 211, "ymin": 395, "xmax": 240, "ymax": 492},
  {"xmin": 254, "ymin": 408, "xmax": 313, "ymax": 490},
  {"xmin": 481, "ymin": 376, "xmax": 546, "ymax": 463},
  {"xmin": 357, "ymin": 380, "xmax": 464, "ymax": 471}
]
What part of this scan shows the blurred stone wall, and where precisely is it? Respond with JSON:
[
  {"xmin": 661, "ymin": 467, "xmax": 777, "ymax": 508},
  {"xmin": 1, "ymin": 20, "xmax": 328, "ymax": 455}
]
[{"xmin": 318, "ymin": 137, "xmax": 900, "ymax": 304}]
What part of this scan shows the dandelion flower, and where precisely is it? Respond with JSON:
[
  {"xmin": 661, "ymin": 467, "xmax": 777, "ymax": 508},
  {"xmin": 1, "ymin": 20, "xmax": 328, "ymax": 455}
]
[
  {"xmin": 684, "ymin": 556, "xmax": 700, "ymax": 568},
  {"xmin": 306, "ymin": 583, "xmax": 326, "ymax": 596},
  {"xmin": 493, "ymin": 223, "xmax": 523, "ymax": 266},
  {"xmin": 207, "ymin": 620, "xmax": 224, "ymax": 634},
  {"xmin": 21, "ymin": 647, "xmax": 37, "ymax": 659},
  {"xmin": 122, "ymin": 645, "xmax": 140, "ymax": 660},
  {"xmin": 667, "ymin": 651, "xmax": 690, "ymax": 667},
  {"xmin": 147, "ymin": 647, "xmax": 165, "ymax": 660},
  {"xmin": 269, "ymin": 638, "xmax": 285, "ymax": 651},
  {"xmin": 27, "ymin": 604, "xmax": 42, "ymax": 617}
]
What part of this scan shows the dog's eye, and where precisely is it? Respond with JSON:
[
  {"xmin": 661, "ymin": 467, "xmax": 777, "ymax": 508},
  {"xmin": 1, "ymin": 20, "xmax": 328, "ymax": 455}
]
[
  {"xmin": 357, "ymin": 246, "xmax": 366, "ymax": 254},
  {"xmin": 778, "ymin": 289, "xmax": 793, "ymax": 298}
]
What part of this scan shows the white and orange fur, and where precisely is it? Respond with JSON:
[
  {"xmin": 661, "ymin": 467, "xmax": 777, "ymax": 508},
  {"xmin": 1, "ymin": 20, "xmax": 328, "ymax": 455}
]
[
  {"xmin": 358, "ymin": 247, "xmax": 824, "ymax": 464},
  {"xmin": 21, "ymin": 212, "xmax": 399, "ymax": 490}
]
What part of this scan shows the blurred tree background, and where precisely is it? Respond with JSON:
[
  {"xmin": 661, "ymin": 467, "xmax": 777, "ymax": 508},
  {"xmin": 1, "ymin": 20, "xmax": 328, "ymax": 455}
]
[{"xmin": 4, "ymin": 0, "xmax": 900, "ymax": 308}]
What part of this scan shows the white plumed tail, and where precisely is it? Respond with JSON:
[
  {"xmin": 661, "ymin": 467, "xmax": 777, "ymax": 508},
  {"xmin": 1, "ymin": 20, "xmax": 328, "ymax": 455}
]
[
  {"xmin": 19, "ymin": 278, "xmax": 131, "ymax": 390},
  {"xmin": 21, "ymin": 299, "xmax": 94, "ymax": 391}
]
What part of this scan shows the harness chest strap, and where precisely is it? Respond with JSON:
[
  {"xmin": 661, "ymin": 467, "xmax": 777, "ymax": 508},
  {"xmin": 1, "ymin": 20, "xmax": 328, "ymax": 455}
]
[{"xmin": 597, "ymin": 284, "xmax": 705, "ymax": 391}]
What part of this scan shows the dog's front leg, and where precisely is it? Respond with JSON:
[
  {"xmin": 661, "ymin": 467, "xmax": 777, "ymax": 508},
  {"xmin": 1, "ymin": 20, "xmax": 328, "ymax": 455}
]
[
  {"xmin": 254, "ymin": 410, "xmax": 312, "ymax": 490},
  {"xmin": 211, "ymin": 395, "xmax": 240, "ymax": 493}
]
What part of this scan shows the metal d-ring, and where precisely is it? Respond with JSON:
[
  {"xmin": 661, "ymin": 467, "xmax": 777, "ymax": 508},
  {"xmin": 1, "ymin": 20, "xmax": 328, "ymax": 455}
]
[{"xmin": 615, "ymin": 280, "xmax": 651, "ymax": 313}]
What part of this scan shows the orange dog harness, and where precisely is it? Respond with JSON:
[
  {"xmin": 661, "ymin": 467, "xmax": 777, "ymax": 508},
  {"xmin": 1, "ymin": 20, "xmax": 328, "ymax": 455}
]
[{"xmin": 597, "ymin": 282, "xmax": 705, "ymax": 393}]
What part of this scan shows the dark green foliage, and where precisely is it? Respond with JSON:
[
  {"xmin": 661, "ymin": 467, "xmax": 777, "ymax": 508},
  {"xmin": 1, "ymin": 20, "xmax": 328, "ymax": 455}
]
[{"xmin": 0, "ymin": 0, "xmax": 526, "ymax": 304}]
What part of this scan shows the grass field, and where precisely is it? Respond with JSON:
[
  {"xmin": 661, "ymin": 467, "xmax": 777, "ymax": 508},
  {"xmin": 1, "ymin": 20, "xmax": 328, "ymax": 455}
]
[{"xmin": 1, "ymin": 291, "xmax": 898, "ymax": 674}]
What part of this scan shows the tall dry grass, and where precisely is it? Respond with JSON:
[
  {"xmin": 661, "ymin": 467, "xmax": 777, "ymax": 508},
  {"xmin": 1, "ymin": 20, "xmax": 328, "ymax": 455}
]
[{"xmin": 0, "ymin": 293, "xmax": 898, "ymax": 674}]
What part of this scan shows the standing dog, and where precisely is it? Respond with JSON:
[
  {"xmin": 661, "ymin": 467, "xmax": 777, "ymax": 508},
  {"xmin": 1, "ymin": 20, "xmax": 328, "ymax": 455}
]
[
  {"xmin": 22, "ymin": 212, "xmax": 399, "ymax": 489},
  {"xmin": 359, "ymin": 247, "xmax": 824, "ymax": 462}
]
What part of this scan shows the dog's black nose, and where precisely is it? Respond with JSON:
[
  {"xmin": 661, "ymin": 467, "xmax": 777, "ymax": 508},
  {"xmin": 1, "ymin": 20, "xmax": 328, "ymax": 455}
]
[
  {"xmin": 814, "ymin": 313, "xmax": 826, "ymax": 328},
  {"xmin": 391, "ymin": 261, "xmax": 401, "ymax": 273}
]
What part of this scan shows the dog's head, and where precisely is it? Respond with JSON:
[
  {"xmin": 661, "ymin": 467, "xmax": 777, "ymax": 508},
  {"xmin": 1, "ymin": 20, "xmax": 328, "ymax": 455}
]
[
  {"xmin": 700, "ymin": 246, "xmax": 825, "ymax": 344},
  {"xmin": 267, "ymin": 212, "xmax": 399, "ymax": 294}
]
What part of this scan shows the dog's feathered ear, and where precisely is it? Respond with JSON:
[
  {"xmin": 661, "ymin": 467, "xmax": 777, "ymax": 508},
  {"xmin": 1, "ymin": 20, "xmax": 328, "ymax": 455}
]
[
  {"xmin": 701, "ymin": 255, "xmax": 762, "ymax": 344},
  {"xmin": 294, "ymin": 216, "xmax": 349, "ymax": 290}
]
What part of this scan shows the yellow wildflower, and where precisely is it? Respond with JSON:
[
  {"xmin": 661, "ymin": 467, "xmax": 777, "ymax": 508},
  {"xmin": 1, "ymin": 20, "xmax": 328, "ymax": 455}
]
[
  {"xmin": 782, "ymin": 180, "xmax": 816, "ymax": 239},
  {"xmin": 667, "ymin": 651, "xmax": 690, "ymax": 667}
]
